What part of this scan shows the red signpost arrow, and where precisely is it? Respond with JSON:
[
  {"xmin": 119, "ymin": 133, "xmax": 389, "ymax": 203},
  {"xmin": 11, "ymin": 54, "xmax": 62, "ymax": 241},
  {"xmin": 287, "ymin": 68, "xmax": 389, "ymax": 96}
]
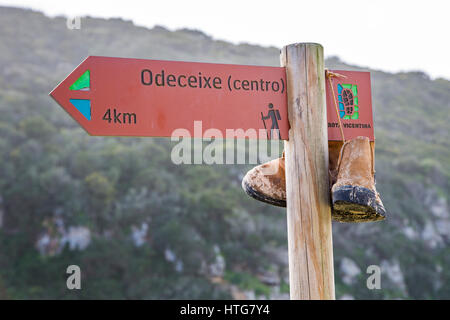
[
  {"xmin": 50, "ymin": 56, "xmax": 373, "ymax": 141},
  {"xmin": 50, "ymin": 56, "xmax": 289, "ymax": 139}
]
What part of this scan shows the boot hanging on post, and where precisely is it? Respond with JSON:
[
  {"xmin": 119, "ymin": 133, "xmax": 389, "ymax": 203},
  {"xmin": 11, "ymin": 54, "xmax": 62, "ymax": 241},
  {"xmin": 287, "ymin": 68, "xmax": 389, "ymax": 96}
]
[
  {"xmin": 241, "ymin": 152, "xmax": 286, "ymax": 207},
  {"xmin": 331, "ymin": 136, "xmax": 386, "ymax": 222}
]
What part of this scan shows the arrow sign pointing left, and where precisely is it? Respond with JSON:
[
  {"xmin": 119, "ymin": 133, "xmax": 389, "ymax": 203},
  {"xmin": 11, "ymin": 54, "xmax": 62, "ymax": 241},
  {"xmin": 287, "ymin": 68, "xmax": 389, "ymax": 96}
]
[{"xmin": 50, "ymin": 56, "xmax": 289, "ymax": 139}]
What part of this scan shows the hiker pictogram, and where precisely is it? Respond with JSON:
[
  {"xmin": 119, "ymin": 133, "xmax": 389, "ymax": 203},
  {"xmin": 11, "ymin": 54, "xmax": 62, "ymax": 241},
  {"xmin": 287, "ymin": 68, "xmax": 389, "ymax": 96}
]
[{"xmin": 261, "ymin": 103, "xmax": 281, "ymax": 139}]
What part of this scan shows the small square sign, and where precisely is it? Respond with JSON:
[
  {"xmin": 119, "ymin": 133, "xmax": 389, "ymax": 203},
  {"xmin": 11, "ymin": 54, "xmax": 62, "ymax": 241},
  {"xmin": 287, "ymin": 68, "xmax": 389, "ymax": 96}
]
[{"xmin": 326, "ymin": 70, "xmax": 374, "ymax": 141}]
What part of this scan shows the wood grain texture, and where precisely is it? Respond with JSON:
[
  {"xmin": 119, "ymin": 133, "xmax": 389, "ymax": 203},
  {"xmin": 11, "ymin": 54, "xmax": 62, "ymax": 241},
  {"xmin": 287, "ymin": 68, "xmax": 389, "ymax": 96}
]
[{"xmin": 280, "ymin": 43, "xmax": 335, "ymax": 300}]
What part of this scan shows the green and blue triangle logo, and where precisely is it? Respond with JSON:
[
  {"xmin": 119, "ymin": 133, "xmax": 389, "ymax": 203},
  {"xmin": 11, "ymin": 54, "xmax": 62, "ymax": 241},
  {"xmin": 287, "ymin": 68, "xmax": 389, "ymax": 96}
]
[{"xmin": 69, "ymin": 70, "xmax": 91, "ymax": 120}]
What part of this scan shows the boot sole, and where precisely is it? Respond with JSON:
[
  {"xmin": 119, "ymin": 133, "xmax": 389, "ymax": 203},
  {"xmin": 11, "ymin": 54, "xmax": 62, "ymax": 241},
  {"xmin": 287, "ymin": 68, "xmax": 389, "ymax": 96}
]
[
  {"xmin": 242, "ymin": 180, "xmax": 286, "ymax": 208},
  {"xmin": 332, "ymin": 185, "xmax": 386, "ymax": 223}
]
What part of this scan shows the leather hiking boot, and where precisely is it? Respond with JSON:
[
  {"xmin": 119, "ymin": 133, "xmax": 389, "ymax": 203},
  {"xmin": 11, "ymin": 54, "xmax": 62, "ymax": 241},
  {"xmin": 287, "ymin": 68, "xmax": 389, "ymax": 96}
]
[
  {"xmin": 331, "ymin": 136, "xmax": 386, "ymax": 222},
  {"xmin": 241, "ymin": 153, "xmax": 286, "ymax": 207},
  {"xmin": 241, "ymin": 144, "xmax": 344, "ymax": 210},
  {"xmin": 241, "ymin": 143, "xmax": 342, "ymax": 209}
]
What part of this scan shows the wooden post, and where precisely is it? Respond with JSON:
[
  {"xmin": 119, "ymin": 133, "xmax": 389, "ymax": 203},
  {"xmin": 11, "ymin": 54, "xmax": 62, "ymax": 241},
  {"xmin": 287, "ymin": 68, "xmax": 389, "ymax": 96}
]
[{"xmin": 280, "ymin": 43, "xmax": 335, "ymax": 300}]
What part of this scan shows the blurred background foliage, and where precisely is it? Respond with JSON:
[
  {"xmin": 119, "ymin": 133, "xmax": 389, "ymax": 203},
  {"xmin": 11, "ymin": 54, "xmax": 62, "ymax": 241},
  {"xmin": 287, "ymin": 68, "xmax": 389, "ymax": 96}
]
[{"xmin": 0, "ymin": 6, "xmax": 449, "ymax": 299}]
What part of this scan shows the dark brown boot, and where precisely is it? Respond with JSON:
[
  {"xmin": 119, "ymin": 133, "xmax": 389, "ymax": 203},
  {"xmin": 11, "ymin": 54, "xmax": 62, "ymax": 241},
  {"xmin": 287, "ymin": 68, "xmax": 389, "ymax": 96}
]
[
  {"xmin": 241, "ymin": 142, "xmax": 343, "ymax": 209},
  {"xmin": 331, "ymin": 136, "xmax": 386, "ymax": 222},
  {"xmin": 241, "ymin": 153, "xmax": 286, "ymax": 207},
  {"xmin": 241, "ymin": 143, "xmax": 343, "ymax": 209}
]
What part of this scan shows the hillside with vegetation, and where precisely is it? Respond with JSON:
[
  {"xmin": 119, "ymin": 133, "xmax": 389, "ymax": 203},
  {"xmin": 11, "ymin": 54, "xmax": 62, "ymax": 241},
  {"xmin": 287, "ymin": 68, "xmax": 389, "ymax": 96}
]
[{"xmin": 0, "ymin": 6, "xmax": 449, "ymax": 299}]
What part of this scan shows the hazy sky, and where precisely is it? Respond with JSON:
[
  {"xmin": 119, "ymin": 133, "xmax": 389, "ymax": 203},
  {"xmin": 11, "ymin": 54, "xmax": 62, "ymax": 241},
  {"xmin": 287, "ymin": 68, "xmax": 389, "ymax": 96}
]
[{"xmin": 1, "ymin": 0, "xmax": 449, "ymax": 79}]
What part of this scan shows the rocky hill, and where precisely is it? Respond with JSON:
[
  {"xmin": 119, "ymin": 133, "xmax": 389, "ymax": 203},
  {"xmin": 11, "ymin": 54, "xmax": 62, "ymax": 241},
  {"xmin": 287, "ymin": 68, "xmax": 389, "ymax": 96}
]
[{"xmin": 0, "ymin": 6, "xmax": 449, "ymax": 299}]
